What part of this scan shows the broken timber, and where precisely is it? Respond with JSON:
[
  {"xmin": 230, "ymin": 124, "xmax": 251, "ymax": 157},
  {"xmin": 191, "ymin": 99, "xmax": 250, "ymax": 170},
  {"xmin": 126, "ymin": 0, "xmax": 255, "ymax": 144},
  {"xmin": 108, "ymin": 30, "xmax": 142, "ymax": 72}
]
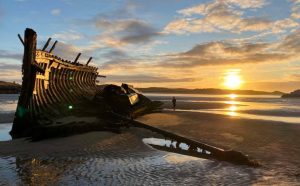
[{"xmin": 131, "ymin": 120, "xmax": 260, "ymax": 167}]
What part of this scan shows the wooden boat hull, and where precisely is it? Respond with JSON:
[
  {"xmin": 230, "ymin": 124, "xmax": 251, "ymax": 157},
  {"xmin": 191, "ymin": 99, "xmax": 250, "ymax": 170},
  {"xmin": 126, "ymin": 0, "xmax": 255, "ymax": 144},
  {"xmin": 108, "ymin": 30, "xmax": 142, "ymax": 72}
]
[{"xmin": 10, "ymin": 28, "xmax": 99, "ymax": 138}]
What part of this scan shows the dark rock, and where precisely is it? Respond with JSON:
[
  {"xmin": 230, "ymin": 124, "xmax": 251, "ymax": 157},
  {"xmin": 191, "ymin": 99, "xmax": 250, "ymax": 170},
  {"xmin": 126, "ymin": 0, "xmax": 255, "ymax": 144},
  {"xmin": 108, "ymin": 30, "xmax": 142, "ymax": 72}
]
[{"xmin": 282, "ymin": 89, "xmax": 300, "ymax": 98}]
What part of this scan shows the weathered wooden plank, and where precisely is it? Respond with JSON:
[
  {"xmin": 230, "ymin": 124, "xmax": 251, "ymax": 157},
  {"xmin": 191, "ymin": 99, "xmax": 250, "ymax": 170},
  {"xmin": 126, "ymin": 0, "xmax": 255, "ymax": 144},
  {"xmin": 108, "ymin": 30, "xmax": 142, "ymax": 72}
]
[
  {"xmin": 86, "ymin": 57, "xmax": 92, "ymax": 66},
  {"xmin": 11, "ymin": 28, "xmax": 37, "ymax": 138},
  {"xmin": 74, "ymin": 53, "xmax": 81, "ymax": 64},
  {"xmin": 42, "ymin": 38, "xmax": 52, "ymax": 51},
  {"xmin": 49, "ymin": 40, "xmax": 58, "ymax": 53}
]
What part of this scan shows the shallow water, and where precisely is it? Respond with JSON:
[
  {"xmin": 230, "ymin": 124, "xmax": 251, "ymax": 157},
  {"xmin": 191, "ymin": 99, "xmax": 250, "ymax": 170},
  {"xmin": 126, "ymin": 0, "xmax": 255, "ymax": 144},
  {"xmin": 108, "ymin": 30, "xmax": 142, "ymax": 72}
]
[
  {"xmin": 0, "ymin": 94, "xmax": 18, "ymax": 113},
  {"xmin": 0, "ymin": 94, "xmax": 18, "ymax": 124},
  {"xmin": 146, "ymin": 93, "xmax": 300, "ymax": 124},
  {"xmin": 0, "ymin": 123, "xmax": 12, "ymax": 141}
]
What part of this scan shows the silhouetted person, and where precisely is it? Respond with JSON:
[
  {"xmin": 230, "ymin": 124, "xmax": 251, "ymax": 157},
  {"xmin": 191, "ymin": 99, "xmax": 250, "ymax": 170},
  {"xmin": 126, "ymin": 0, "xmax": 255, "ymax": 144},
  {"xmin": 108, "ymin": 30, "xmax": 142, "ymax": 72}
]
[{"xmin": 172, "ymin": 97, "xmax": 176, "ymax": 110}]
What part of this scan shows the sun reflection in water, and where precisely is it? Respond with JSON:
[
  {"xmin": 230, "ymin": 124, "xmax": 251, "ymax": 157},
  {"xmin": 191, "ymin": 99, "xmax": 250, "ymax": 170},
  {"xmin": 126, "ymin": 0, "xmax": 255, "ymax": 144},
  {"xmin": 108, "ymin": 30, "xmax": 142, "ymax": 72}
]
[
  {"xmin": 227, "ymin": 105, "xmax": 238, "ymax": 116},
  {"xmin": 229, "ymin": 93, "xmax": 237, "ymax": 99},
  {"xmin": 225, "ymin": 94, "xmax": 239, "ymax": 116},
  {"xmin": 225, "ymin": 101, "xmax": 238, "ymax": 105}
]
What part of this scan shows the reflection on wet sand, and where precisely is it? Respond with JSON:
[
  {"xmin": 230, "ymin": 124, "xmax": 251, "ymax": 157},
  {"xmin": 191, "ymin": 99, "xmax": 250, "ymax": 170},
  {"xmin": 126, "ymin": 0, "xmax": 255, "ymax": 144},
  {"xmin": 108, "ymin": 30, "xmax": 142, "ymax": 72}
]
[
  {"xmin": 16, "ymin": 157, "xmax": 65, "ymax": 185},
  {"xmin": 164, "ymin": 154, "xmax": 200, "ymax": 164},
  {"xmin": 1, "ymin": 154, "xmax": 261, "ymax": 185},
  {"xmin": 0, "ymin": 129, "xmax": 265, "ymax": 185},
  {"xmin": 227, "ymin": 105, "xmax": 238, "ymax": 116}
]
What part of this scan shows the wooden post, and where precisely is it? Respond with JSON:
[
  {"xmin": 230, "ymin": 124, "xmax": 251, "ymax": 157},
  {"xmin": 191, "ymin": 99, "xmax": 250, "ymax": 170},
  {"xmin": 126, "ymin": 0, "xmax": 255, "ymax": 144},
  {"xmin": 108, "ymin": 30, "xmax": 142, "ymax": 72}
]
[
  {"xmin": 11, "ymin": 28, "xmax": 37, "ymax": 138},
  {"xmin": 42, "ymin": 38, "xmax": 52, "ymax": 51},
  {"xmin": 74, "ymin": 53, "xmax": 81, "ymax": 64},
  {"xmin": 86, "ymin": 57, "xmax": 92, "ymax": 66},
  {"xmin": 49, "ymin": 40, "xmax": 58, "ymax": 53},
  {"xmin": 18, "ymin": 34, "xmax": 24, "ymax": 46}
]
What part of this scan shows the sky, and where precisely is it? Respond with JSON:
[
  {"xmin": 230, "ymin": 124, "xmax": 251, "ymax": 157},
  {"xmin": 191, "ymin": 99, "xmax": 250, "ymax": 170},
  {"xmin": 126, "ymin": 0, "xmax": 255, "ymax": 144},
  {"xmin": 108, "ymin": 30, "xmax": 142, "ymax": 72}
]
[{"xmin": 0, "ymin": 0, "xmax": 300, "ymax": 92}]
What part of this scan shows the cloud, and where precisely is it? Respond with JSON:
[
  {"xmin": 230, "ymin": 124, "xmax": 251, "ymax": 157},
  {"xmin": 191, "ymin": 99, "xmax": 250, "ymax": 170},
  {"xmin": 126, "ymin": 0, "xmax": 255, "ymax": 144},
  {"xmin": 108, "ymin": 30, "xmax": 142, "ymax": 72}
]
[
  {"xmin": 105, "ymin": 74, "xmax": 195, "ymax": 83},
  {"xmin": 159, "ymin": 28, "xmax": 300, "ymax": 68},
  {"xmin": 0, "ymin": 50, "xmax": 22, "ymax": 60},
  {"xmin": 225, "ymin": 0, "xmax": 267, "ymax": 9},
  {"xmin": 102, "ymin": 49, "xmax": 128, "ymax": 59},
  {"xmin": 91, "ymin": 18, "xmax": 161, "ymax": 45},
  {"xmin": 101, "ymin": 58, "xmax": 138, "ymax": 72},
  {"xmin": 100, "ymin": 27, "xmax": 300, "ymax": 76},
  {"xmin": 0, "ymin": 63, "xmax": 21, "ymax": 82},
  {"xmin": 0, "ymin": 63, "xmax": 20, "ymax": 70},
  {"xmin": 51, "ymin": 42, "xmax": 82, "ymax": 61},
  {"xmin": 277, "ymin": 28, "xmax": 300, "ymax": 52},
  {"xmin": 290, "ymin": 74, "xmax": 300, "ymax": 80},
  {"xmin": 164, "ymin": 0, "xmax": 297, "ymax": 35},
  {"xmin": 52, "ymin": 30, "xmax": 84, "ymax": 42},
  {"xmin": 44, "ymin": 38, "xmax": 101, "ymax": 63},
  {"xmin": 178, "ymin": 0, "xmax": 266, "ymax": 16},
  {"xmin": 51, "ymin": 9, "xmax": 61, "ymax": 16},
  {"xmin": 245, "ymin": 80, "xmax": 300, "ymax": 92},
  {"xmin": 291, "ymin": 0, "xmax": 300, "ymax": 19},
  {"xmin": 161, "ymin": 41, "xmax": 289, "ymax": 68},
  {"xmin": 64, "ymin": 2, "xmax": 163, "ymax": 62}
]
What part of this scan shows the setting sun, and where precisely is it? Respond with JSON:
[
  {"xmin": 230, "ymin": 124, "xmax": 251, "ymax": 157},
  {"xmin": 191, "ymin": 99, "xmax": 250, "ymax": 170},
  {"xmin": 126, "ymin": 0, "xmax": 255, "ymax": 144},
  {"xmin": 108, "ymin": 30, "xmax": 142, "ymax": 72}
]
[{"xmin": 223, "ymin": 70, "xmax": 243, "ymax": 89}]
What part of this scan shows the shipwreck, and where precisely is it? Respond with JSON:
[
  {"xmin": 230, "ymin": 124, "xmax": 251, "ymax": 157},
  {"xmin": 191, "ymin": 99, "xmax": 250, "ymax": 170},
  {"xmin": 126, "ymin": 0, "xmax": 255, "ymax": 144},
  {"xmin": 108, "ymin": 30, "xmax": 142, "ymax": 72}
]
[
  {"xmin": 11, "ymin": 28, "xmax": 158, "ymax": 138},
  {"xmin": 11, "ymin": 28, "xmax": 259, "ymax": 167}
]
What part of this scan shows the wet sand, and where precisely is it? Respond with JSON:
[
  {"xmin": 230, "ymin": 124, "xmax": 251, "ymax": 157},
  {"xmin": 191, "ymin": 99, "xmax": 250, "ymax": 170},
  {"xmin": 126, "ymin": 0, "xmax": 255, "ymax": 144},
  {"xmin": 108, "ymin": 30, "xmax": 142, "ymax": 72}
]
[
  {"xmin": 137, "ymin": 111, "xmax": 300, "ymax": 185},
  {"xmin": 0, "ymin": 100, "xmax": 299, "ymax": 185},
  {"xmin": 0, "ymin": 112, "xmax": 14, "ymax": 123},
  {"xmin": 0, "ymin": 126, "xmax": 262, "ymax": 185}
]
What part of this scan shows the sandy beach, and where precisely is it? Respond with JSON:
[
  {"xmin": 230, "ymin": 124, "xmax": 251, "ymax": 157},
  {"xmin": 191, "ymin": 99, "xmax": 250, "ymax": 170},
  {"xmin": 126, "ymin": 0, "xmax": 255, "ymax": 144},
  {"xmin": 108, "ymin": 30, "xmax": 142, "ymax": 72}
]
[
  {"xmin": 0, "ymin": 110, "xmax": 299, "ymax": 185},
  {"xmin": 1, "ymin": 93, "xmax": 300, "ymax": 185},
  {"xmin": 137, "ymin": 111, "xmax": 300, "ymax": 185},
  {"xmin": 0, "ymin": 125, "xmax": 259, "ymax": 185}
]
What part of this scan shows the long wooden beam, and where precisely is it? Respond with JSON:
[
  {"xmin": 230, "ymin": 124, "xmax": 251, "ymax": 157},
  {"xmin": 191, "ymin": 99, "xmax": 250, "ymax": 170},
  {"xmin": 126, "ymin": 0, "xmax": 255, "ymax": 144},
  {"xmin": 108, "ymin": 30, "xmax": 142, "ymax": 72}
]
[{"xmin": 130, "ymin": 119, "xmax": 259, "ymax": 167}]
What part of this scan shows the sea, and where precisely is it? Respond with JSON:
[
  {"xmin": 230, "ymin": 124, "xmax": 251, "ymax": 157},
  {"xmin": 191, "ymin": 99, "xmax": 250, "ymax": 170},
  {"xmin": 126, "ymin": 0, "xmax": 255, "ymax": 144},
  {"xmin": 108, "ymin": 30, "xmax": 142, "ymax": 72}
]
[
  {"xmin": 0, "ymin": 93, "xmax": 299, "ymax": 185},
  {"xmin": 145, "ymin": 93, "xmax": 300, "ymax": 124}
]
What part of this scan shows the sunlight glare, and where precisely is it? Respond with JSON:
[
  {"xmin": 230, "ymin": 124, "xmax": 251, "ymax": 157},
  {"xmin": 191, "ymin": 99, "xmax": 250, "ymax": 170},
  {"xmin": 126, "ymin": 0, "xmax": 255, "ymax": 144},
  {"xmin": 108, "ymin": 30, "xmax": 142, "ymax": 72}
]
[
  {"xmin": 229, "ymin": 105, "xmax": 237, "ymax": 111},
  {"xmin": 229, "ymin": 93, "xmax": 237, "ymax": 99},
  {"xmin": 223, "ymin": 70, "xmax": 243, "ymax": 90}
]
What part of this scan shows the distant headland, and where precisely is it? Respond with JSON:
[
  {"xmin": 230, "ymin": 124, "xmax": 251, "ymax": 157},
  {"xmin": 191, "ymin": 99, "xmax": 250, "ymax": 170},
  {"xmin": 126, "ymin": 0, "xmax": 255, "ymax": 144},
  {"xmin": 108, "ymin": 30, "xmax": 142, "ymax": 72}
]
[
  {"xmin": 281, "ymin": 89, "xmax": 300, "ymax": 98},
  {"xmin": 0, "ymin": 81, "xmax": 286, "ymax": 95},
  {"xmin": 0, "ymin": 81, "xmax": 21, "ymax": 94},
  {"xmin": 138, "ymin": 87, "xmax": 285, "ymax": 95}
]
